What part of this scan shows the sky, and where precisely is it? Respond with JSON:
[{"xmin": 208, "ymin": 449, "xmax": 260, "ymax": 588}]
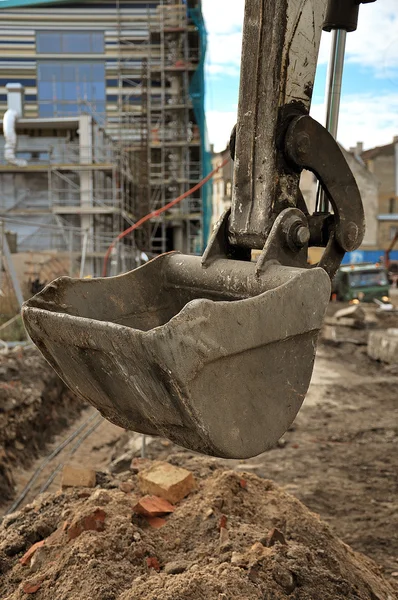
[{"xmin": 202, "ymin": 0, "xmax": 398, "ymax": 153}]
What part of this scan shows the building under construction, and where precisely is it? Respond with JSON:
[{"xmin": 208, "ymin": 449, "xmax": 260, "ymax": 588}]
[{"xmin": 0, "ymin": 0, "xmax": 209, "ymax": 282}]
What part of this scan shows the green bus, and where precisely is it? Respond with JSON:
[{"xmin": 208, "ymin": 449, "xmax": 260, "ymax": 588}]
[{"xmin": 332, "ymin": 264, "xmax": 390, "ymax": 303}]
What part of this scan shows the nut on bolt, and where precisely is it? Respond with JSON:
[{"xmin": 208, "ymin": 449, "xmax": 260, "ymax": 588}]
[
  {"xmin": 284, "ymin": 217, "xmax": 310, "ymax": 251},
  {"xmin": 295, "ymin": 226, "xmax": 310, "ymax": 248}
]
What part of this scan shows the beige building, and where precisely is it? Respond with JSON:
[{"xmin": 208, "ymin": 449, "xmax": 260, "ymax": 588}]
[
  {"xmin": 361, "ymin": 137, "xmax": 398, "ymax": 249},
  {"xmin": 211, "ymin": 147, "xmax": 233, "ymax": 230}
]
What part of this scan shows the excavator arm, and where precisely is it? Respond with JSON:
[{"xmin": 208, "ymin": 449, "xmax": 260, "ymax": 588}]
[{"xmin": 22, "ymin": 0, "xmax": 373, "ymax": 459}]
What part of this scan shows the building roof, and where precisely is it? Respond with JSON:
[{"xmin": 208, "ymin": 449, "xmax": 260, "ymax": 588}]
[
  {"xmin": 0, "ymin": 0, "xmax": 71, "ymax": 8},
  {"xmin": 361, "ymin": 142, "xmax": 395, "ymax": 161}
]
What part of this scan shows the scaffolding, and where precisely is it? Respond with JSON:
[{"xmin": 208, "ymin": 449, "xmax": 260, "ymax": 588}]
[
  {"xmin": 0, "ymin": 0, "xmax": 207, "ymax": 288},
  {"xmin": 0, "ymin": 113, "xmax": 137, "ymax": 278},
  {"xmin": 116, "ymin": 0, "xmax": 204, "ymax": 256}
]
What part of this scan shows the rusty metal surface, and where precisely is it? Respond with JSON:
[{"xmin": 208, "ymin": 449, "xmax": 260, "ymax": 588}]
[{"xmin": 230, "ymin": 0, "xmax": 328, "ymax": 249}]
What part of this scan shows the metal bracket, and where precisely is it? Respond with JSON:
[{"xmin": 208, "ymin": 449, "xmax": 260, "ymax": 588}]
[
  {"xmin": 229, "ymin": 0, "xmax": 328, "ymax": 250},
  {"xmin": 284, "ymin": 115, "xmax": 365, "ymax": 252},
  {"xmin": 284, "ymin": 114, "xmax": 365, "ymax": 278}
]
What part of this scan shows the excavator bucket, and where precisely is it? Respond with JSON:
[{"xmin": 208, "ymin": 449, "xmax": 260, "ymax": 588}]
[
  {"xmin": 22, "ymin": 0, "xmax": 365, "ymax": 458},
  {"xmin": 22, "ymin": 228, "xmax": 330, "ymax": 459}
]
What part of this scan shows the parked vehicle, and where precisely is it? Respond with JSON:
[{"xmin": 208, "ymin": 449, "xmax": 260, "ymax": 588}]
[{"xmin": 332, "ymin": 264, "xmax": 390, "ymax": 303}]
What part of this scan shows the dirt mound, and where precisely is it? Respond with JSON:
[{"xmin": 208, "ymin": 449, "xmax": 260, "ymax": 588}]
[
  {"xmin": 0, "ymin": 458, "xmax": 395, "ymax": 600},
  {"xmin": 0, "ymin": 347, "xmax": 84, "ymax": 506}
]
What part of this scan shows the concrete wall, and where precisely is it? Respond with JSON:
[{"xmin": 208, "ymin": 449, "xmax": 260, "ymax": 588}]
[
  {"xmin": 297, "ymin": 150, "xmax": 378, "ymax": 248},
  {"xmin": 363, "ymin": 146, "xmax": 398, "ymax": 250},
  {"xmin": 343, "ymin": 150, "xmax": 378, "ymax": 248},
  {"xmin": 211, "ymin": 148, "xmax": 233, "ymax": 231}
]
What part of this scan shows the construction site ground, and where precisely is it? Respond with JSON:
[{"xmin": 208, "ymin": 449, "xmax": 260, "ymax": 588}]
[{"xmin": 0, "ymin": 302, "xmax": 397, "ymax": 598}]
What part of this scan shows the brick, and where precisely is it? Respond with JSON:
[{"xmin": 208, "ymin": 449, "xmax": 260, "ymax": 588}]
[
  {"xmin": 138, "ymin": 461, "xmax": 196, "ymax": 504},
  {"xmin": 20, "ymin": 541, "xmax": 45, "ymax": 566},
  {"xmin": 133, "ymin": 495, "xmax": 175, "ymax": 518},
  {"xmin": 67, "ymin": 508, "xmax": 106, "ymax": 541},
  {"xmin": 20, "ymin": 522, "xmax": 69, "ymax": 567},
  {"xmin": 146, "ymin": 557, "xmax": 161, "ymax": 571},
  {"xmin": 45, "ymin": 523, "xmax": 67, "ymax": 547},
  {"xmin": 22, "ymin": 580, "xmax": 43, "ymax": 594},
  {"xmin": 61, "ymin": 465, "xmax": 96, "ymax": 489},
  {"xmin": 146, "ymin": 517, "xmax": 167, "ymax": 529}
]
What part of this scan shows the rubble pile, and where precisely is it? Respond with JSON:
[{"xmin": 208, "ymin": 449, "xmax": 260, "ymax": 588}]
[{"xmin": 0, "ymin": 454, "xmax": 395, "ymax": 600}]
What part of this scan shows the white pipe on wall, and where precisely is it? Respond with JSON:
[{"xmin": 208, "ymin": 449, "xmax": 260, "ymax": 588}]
[{"xmin": 3, "ymin": 109, "xmax": 27, "ymax": 167}]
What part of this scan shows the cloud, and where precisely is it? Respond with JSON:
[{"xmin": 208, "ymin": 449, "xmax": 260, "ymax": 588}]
[
  {"xmin": 345, "ymin": 0, "xmax": 398, "ymax": 74},
  {"xmin": 202, "ymin": 0, "xmax": 244, "ymax": 76},
  {"xmin": 203, "ymin": 0, "xmax": 398, "ymax": 77},
  {"xmin": 206, "ymin": 109, "xmax": 237, "ymax": 152},
  {"xmin": 311, "ymin": 94, "xmax": 398, "ymax": 150},
  {"xmin": 203, "ymin": 1, "xmax": 398, "ymax": 152},
  {"xmin": 311, "ymin": 0, "xmax": 398, "ymax": 81},
  {"xmin": 208, "ymin": 94, "xmax": 398, "ymax": 155}
]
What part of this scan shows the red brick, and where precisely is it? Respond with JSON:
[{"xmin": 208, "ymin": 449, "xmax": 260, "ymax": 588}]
[
  {"xmin": 138, "ymin": 461, "xmax": 196, "ymax": 504},
  {"xmin": 146, "ymin": 557, "xmax": 161, "ymax": 571},
  {"xmin": 45, "ymin": 522, "xmax": 68, "ymax": 547},
  {"xmin": 67, "ymin": 509, "xmax": 106, "ymax": 541},
  {"xmin": 22, "ymin": 580, "xmax": 43, "ymax": 594},
  {"xmin": 146, "ymin": 517, "xmax": 167, "ymax": 529},
  {"xmin": 133, "ymin": 495, "xmax": 175, "ymax": 518},
  {"xmin": 19, "ymin": 541, "xmax": 45, "ymax": 566}
]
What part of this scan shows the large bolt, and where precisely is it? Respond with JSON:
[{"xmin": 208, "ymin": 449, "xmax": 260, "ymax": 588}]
[
  {"xmin": 294, "ymin": 226, "xmax": 310, "ymax": 248},
  {"xmin": 295, "ymin": 132, "xmax": 311, "ymax": 158},
  {"xmin": 343, "ymin": 222, "xmax": 359, "ymax": 251}
]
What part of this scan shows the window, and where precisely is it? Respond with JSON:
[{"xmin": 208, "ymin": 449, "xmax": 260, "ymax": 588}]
[
  {"xmin": 37, "ymin": 31, "xmax": 104, "ymax": 54},
  {"xmin": 225, "ymin": 181, "xmax": 232, "ymax": 198},
  {"xmin": 389, "ymin": 197, "xmax": 396, "ymax": 214},
  {"xmin": 349, "ymin": 270, "xmax": 388, "ymax": 288},
  {"xmin": 390, "ymin": 226, "xmax": 398, "ymax": 241},
  {"xmin": 37, "ymin": 61, "xmax": 105, "ymax": 117}
]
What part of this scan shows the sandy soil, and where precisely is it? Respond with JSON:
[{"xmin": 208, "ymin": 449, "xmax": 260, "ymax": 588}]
[
  {"xmin": 0, "ymin": 311, "xmax": 397, "ymax": 597},
  {"xmin": 227, "ymin": 342, "xmax": 398, "ymax": 580},
  {"xmin": 0, "ymin": 462, "xmax": 396, "ymax": 600}
]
